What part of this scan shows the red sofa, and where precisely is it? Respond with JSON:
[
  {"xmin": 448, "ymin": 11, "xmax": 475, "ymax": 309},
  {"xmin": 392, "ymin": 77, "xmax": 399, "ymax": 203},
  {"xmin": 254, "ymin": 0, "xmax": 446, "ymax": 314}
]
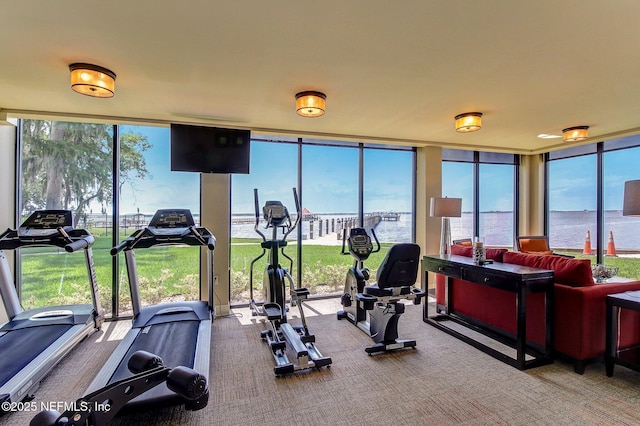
[{"xmin": 435, "ymin": 246, "xmax": 640, "ymax": 373}]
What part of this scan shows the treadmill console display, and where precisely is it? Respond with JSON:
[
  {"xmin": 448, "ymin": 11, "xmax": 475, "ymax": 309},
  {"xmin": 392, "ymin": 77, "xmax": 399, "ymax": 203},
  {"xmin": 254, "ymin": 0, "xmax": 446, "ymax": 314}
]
[
  {"xmin": 149, "ymin": 209, "xmax": 195, "ymax": 229},
  {"xmin": 19, "ymin": 210, "xmax": 74, "ymax": 237}
]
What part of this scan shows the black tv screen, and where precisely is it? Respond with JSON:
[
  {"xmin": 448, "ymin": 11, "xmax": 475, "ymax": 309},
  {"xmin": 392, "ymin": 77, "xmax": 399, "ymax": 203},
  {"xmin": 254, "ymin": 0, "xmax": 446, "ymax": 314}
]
[{"xmin": 170, "ymin": 124, "xmax": 251, "ymax": 174}]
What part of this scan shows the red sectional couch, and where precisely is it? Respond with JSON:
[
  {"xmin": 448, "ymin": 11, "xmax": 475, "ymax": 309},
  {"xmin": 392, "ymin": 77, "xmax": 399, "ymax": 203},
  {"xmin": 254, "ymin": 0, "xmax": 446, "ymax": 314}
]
[{"xmin": 435, "ymin": 245, "xmax": 640, "ymax": 373}]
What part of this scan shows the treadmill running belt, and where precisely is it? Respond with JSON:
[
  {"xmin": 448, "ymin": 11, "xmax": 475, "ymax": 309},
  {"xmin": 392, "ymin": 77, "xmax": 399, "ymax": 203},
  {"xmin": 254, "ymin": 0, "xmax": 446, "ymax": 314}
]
[
  {"xmin": 108, "ymin": 320, "xmax": 200, "ymax": 384},
  {"xmin": 0, "ymin": 324, "xmax": 73, "ymax": 386}
]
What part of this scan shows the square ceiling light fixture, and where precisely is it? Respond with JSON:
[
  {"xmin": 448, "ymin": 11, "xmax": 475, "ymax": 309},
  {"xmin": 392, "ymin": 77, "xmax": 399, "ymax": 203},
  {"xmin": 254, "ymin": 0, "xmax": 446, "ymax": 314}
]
[
  {"xmin": 455, "ymin": 112, "xmax": 483, "ymax": 133},
  {"xmin": 562, "ymin": 126, "xmax": 589, "ymax": 142},
  {"xmin": 69, "ymin": 63, "xmax": 116, "ymax": 98},
  {"xmin": 295, "ymin": 91, "xmax": 326, "ymax": 117}
]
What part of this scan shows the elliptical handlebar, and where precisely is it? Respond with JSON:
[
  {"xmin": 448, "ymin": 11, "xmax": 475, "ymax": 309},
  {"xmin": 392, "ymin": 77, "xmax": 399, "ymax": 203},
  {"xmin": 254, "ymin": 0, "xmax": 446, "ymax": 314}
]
[
  {"xmin": 340, "ymin": 228, "xmax": 351, "ymax": 256},
  {"xmin": 370, "ymin": 228, "xmax": 381, "ymax": 253},
  {"xmin": 253, "ymin": 188, "xmax": 267, "ymax": 241},
  {"xmin": 281, "ymin": 187, "xmax": 301, "ymax": 241},
  {"xmin": 252, "ymin": 187, "xmax": 301, "ymax": 242}
]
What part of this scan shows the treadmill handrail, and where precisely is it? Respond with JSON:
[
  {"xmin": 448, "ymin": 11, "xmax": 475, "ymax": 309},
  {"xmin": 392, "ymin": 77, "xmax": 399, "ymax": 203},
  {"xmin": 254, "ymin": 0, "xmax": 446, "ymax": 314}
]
[
  {"xmin": 112, "ymin": 226, "xmax": 216, "ymax": 253},
  {"xmin": 65, "ymin": 235, "xmax": 95, "ymax": 253},
  {"xmin": 0, "ymin": 227, "xmax": 94, "ymax": 250}
]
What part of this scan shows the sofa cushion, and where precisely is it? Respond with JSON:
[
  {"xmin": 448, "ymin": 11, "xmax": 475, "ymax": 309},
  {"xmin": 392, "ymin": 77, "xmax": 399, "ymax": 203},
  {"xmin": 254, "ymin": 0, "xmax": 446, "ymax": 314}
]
[
  {"xmin": 451, "ymin": 244, "xmax": 507, "ymax": 262},
  {"xmin": 503, "ymin": 251, "xmax": 593, "ymax": 287}
]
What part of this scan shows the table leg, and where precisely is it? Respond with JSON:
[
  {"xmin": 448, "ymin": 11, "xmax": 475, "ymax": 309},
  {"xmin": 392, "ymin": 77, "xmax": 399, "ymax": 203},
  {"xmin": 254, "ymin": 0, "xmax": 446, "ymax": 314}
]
[
  {"xmin": 545, "ymin": 284, "xmax": 554, "ymax": 358},
  {"xmin": 516, "ymin": 287, "xmax": 526, "ymax": 369},
  {"xmin": 605, "ymin": 300, "xmax": 616, "ymax": 377}
]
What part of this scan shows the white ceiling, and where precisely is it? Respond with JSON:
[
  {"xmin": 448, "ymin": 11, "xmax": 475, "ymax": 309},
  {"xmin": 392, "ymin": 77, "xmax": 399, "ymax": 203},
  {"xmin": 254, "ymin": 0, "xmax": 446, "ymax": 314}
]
[{"xmin": 2, "ymin": 1, "xmax": 640, "ymax": 154}]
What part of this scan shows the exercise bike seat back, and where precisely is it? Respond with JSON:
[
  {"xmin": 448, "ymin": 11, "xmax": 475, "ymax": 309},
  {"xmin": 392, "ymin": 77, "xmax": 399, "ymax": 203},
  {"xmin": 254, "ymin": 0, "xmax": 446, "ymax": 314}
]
[{"xmin": 364, "ymin": 243, "xmax": 420, "ymax": 297}]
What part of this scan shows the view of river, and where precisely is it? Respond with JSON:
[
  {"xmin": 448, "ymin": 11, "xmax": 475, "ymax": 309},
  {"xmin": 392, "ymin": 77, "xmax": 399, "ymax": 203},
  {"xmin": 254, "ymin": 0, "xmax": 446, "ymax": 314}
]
[
  {"xmin": 232, "ymin": 213, "xmax": 414, "ymax": 243},
  {"xmin": 233, "ymin": 211, "xmax": 640, "ymax": 250},
  {"xmin": 451, "ymin": 211, "xmax": 640, "ymax": 250}
]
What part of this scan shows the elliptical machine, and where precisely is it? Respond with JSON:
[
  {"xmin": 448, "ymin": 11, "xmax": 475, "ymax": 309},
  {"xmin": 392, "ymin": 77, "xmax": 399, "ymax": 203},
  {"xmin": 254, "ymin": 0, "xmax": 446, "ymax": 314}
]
[
  {"xmin": 249, "ymin": 188, "xmax": 332, "ymax": 376},
  {"xmin": 337, "ymin": 227, "xmax": 425, "ymax": 354}
]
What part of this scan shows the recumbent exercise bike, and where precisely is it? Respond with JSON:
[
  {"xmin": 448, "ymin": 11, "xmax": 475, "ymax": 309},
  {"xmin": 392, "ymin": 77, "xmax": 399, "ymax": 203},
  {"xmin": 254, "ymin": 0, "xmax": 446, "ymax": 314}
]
[
  {"xmin": 337, "ymin": 227, "xmax": 425, "ymax": 354},
  {"xmin": 249, "ymin": 188, "xmax": 332, "ymax": 376}
]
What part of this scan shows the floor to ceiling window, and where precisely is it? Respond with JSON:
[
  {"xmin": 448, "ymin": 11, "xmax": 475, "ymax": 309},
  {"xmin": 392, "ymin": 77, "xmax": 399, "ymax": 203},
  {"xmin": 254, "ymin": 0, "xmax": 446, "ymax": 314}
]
[
  {"xmin": 117, "ymin": 125, "xmax": 201, "ymax": 315},
  {"xmin": 547, "ymin": 147, "xmax": 597, "ymax": 255},
  {"xmin": 442, "ymin": 157, "xmax": 474, "ymax": 242},
  {"xmin": 230, "ymin": 138, "xmax": 416, "ymax": 304},
  {"xmin": 442, "ymin": 149, "xmax": 517, "ymax": 247},
  {"xmin": 16, "ymin": 120, "xmax": 416, "ymax": 312},
  {"xmin": 301, "ymin": 142, "xmax": 359, "ymax": 296},
  {"xmin": 17, "ymin": 120, "xmax": 203, "ymax": 318},
  {"xmin": 362, "ymin": 147, "xmax": 415, "ymax": 278},
  {"xmin": 19, "ymin": 119, "xmax": 114, "ymax": 312},
  {"xmin": 546, "ymin": 138, "xmax": 640, "ymax": 279},
  {"xmin": 479, "ymin": 162, "xmax": 515, "ymax": 247},
  {"xmin": 229, "ymin": 138, "xmax": 298, "ymax": 304}
]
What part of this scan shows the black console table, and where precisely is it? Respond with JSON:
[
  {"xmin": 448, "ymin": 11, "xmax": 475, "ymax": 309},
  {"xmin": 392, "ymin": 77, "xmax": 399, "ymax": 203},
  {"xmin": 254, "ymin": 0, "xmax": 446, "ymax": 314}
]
[
  {"xmin": 422, "ymin": 254, "xmax": 555, "ymax": 370},
  {"xmin": 605, "ymin": 291, "xmax": 640, "ymax": 377}
]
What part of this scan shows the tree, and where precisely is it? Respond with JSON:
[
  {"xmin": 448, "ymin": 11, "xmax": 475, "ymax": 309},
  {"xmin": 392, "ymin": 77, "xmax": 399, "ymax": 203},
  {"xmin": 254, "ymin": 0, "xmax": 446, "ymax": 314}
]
[{"xmin": 20, "ymin": 119, "xmax": 151, "ymax": 225}]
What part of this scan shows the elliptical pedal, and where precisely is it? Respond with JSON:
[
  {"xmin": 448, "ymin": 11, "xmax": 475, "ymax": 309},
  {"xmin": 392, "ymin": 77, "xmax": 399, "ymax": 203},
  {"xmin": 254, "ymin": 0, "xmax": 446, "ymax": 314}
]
[{"xmin": 263, "ymin": 303, "xmax": 283, "ymax": 320}]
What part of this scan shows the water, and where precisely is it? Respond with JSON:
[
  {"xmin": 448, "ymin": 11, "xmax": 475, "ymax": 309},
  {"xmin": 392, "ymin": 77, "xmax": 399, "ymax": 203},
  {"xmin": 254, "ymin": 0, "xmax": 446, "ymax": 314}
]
[
  {"xmin": 450, "ymin": 211, "xmax": 640, "ymax": 250},
  {"xmin": 232, "ymin": 211, "xmax": 640, "ymax": 250},
  {"xmin": 92, "ymin": 210, "xmax": 639, "ymax": 250},
  {"xmin": 232, "ymin": 213, "xmax": 413, "ymax": 243}
]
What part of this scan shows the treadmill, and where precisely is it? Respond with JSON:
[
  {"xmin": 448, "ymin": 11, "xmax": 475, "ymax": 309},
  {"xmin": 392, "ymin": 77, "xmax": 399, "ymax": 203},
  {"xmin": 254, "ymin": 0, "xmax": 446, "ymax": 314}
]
[
  {"xmin": 0, "ymin": 210, "xmax": 104, "ymax": 412},
  {"xmin": 86, "ymin": 209, "xmax": 215, "ymax": 412}
]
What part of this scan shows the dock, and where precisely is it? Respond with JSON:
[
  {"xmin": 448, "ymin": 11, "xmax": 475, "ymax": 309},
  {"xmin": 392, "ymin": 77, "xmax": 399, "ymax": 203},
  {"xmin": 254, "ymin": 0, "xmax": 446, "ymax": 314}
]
[{"xmin": 380, "ymin": 212, "xmax": 400, "ymax": 221}]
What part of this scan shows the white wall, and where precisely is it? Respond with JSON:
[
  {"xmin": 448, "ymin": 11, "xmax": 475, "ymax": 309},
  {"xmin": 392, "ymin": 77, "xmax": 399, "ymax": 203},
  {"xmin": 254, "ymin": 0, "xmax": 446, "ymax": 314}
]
[{"xmin": 0, "ymin": 123, "xmax": 16, "ymax": 324}]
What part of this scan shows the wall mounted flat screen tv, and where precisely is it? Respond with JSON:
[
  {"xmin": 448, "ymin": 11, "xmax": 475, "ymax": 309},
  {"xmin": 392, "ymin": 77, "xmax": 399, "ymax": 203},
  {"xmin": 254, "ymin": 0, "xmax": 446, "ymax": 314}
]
[{"xmin": 170, "ymin": 124, "xmax": 251, "ymax": 174}]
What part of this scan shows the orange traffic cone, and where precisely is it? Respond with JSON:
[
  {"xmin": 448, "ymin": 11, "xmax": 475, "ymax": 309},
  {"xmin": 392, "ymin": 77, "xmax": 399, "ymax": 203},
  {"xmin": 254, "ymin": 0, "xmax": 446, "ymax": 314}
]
[
  {"xmin": 607, "ymin": 230, "xmax": 617, "ymax": 256},
  {"xmin": 582, "ymin": 230, "xmax": 593, "ymax": 255}
]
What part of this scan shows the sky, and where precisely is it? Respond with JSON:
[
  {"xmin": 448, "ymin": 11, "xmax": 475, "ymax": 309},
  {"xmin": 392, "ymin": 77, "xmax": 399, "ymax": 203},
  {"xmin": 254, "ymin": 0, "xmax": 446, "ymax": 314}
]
[
  {"xmin": 232, "ymin": 143, "xmax": 414, "ymax": 215},
  {"xmin": 115, "ymin": 127, "xmax": 414, "ymax": 216},
  {"xmin": 118, "ymin": 125, "xmax": 200, "ymax": 215},
  {"xmin": 549, "ymin": 148, "xmax": 640, "ymax": 211},
  {"xmin": 110, "ymin": 125, "xmax": 640, "ymax": 216}
]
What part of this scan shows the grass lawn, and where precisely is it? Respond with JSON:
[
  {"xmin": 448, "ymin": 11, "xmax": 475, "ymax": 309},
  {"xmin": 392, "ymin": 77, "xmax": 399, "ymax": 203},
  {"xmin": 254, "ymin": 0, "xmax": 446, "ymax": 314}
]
[{"xmin": 18, "ymin": 231, "xmax": 640, "ymax": 311}]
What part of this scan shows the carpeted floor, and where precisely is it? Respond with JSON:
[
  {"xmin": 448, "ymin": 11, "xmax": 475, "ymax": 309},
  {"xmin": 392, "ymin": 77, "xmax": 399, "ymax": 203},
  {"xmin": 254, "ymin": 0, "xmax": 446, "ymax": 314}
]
[{"xmin": 6, "ymin": 298, "xmax": 640, "ymax": 425}]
